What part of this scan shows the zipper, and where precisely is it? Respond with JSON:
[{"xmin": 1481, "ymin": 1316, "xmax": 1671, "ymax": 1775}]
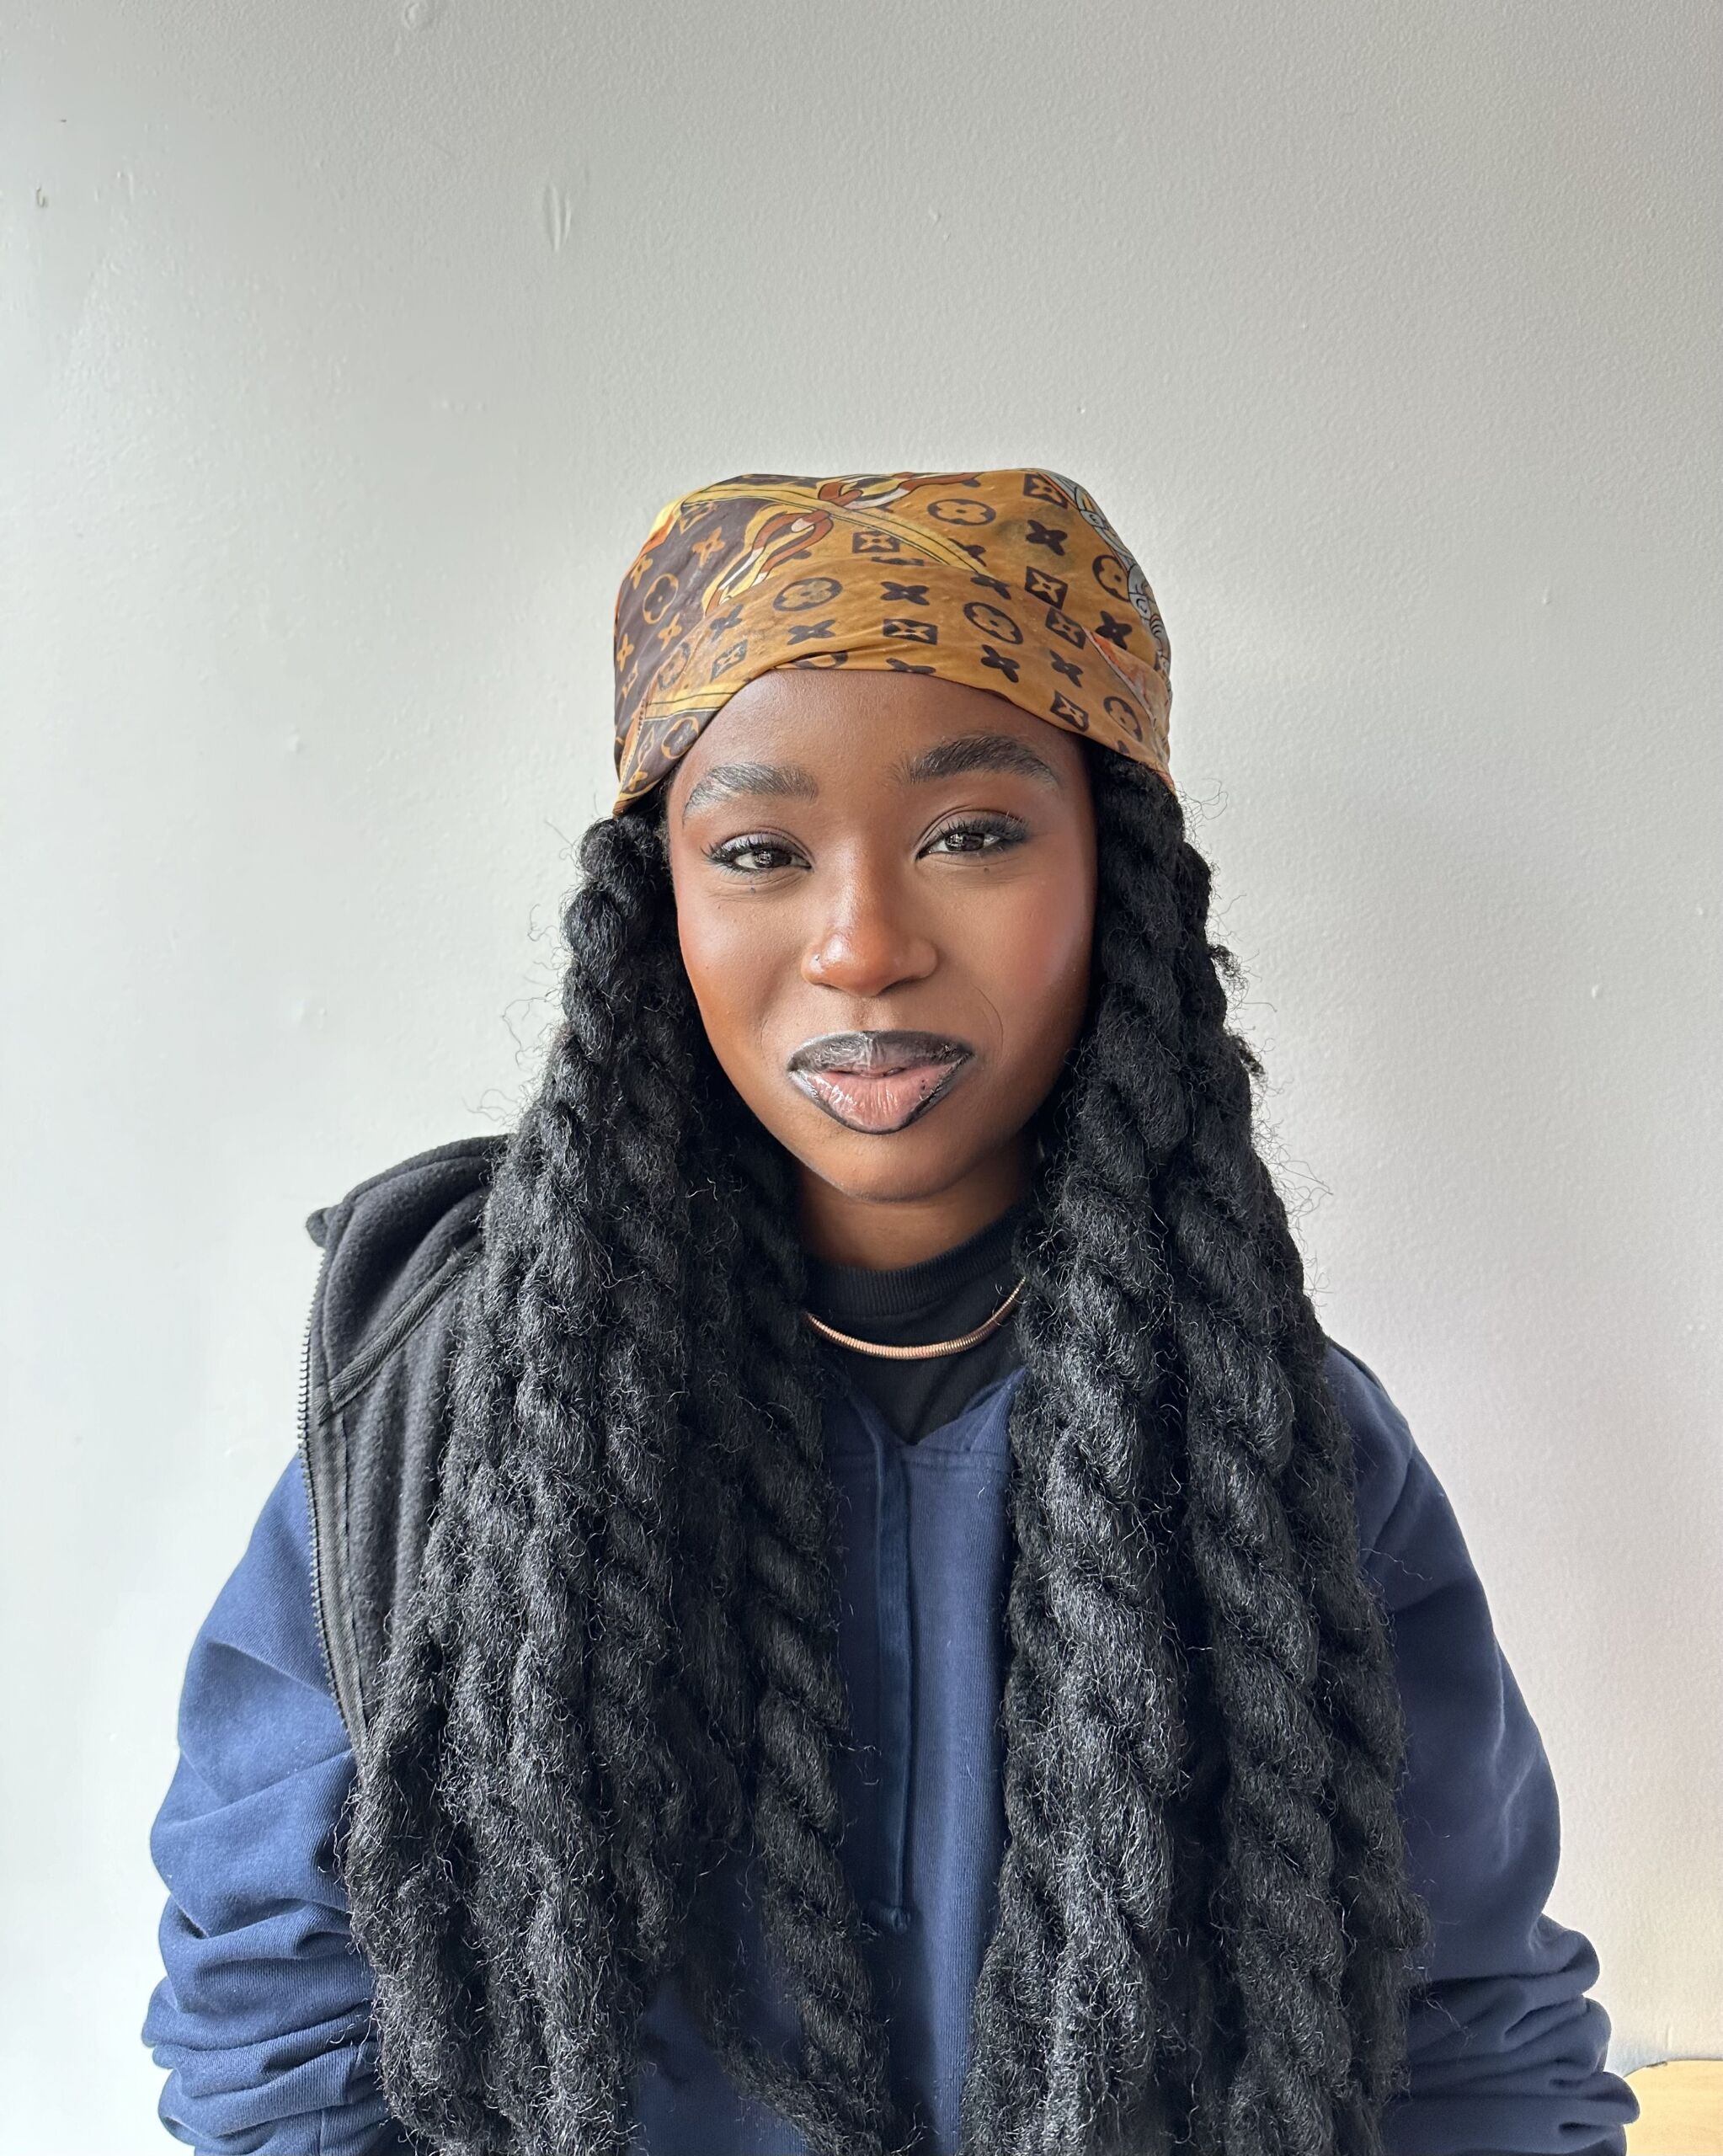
[{"xmin": 295, "ymin": 1235, "xmax": 344, "ymax": 1720}]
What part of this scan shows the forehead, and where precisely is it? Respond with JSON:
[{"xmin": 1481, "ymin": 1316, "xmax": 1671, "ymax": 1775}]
[{"xmin": 666, "ymin": 670, "xmax": 1080, "ymax": 799}]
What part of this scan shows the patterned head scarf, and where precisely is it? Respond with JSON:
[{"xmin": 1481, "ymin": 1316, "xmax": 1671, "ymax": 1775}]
[{"xmin": 611, "ymin": 468, "xmax": 1174, "ymax": 815}]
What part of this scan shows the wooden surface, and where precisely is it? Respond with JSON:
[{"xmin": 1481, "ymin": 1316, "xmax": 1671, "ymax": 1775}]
[{"xmin": 1624, "ymin": 2060, "xmax": 1723, "ymax": 2154}]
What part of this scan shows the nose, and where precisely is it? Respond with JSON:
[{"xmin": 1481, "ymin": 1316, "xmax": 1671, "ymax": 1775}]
[{"xmin": 803, "ymin": 854, "xmax": 937, "ymax": 998}]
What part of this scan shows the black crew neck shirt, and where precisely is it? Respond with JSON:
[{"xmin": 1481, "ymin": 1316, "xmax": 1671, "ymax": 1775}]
[{"xmin": 802, "ymin": 1200, "xmax": 1029, "ymax": 1444}]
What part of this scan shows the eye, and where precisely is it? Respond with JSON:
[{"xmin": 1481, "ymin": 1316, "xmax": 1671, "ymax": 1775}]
[
  {"xmin": 923, "ymin": 812, "xmax": 1027, "ymax": 857},
  {"xmin": 706, "ymin": 833, "xmax": 804, "ymax": 876},
  {"xmin": 703, "ymin": 812, "xmax": 1028, "ymax": 876}
]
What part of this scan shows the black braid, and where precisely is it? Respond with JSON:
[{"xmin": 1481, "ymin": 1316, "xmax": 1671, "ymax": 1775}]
[
  {"xmin": 960, "ymin": 754, "xmax": 1427, "ymax": 2156},
  {"xmin": 339, "ymin": 749, "xmax": 1427, "ymax": 2155},
  {"xmin": 723, "ymin": 1108, "xmax": 905, "ymax": 2154},
  {"xmin": 1158, "ymin": 814, "xmax": 1430, "ymax": 2151}
]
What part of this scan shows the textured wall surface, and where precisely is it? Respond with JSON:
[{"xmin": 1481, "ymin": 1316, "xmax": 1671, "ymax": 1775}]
[{"xmin": 3, "ymin": 3, "xmax": 1719, "ymax": 2145}]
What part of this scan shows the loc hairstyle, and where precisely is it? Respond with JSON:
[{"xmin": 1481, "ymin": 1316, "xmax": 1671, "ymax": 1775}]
[{"xmin": 339, "ymin": 741, "xmax": 1432, "ymax": 2156}]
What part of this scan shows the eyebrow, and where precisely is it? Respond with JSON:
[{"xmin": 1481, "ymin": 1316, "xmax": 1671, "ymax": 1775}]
[{"xmin": 678, "ymin": 729, "xmax": 1064, "ymax": 822}]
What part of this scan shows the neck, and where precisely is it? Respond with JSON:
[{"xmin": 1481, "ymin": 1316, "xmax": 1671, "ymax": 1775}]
[{"xmin": 794, "ymin": 1133, "xmax": 1032, "ymax": 1271}]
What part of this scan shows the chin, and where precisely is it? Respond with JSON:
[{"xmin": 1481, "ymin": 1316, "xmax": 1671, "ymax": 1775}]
[{"xmin": 791, "ymin": 1129, "xmax": 989, "ymax": 1207}]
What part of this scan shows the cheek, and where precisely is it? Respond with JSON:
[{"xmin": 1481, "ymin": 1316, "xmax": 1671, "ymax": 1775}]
[
  {"xmin": 674, "ymin": 900, "xmax": 780, "ymax": 1071},
  {"xmin": 974, "ymin": 869, "xmax": 1094, "ymax": 1017}
]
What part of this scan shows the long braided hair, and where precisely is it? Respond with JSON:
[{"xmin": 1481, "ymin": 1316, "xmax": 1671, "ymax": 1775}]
[{"xmin": 339, "ymin": 740, "xmax": 1430, "ymax": 2156}]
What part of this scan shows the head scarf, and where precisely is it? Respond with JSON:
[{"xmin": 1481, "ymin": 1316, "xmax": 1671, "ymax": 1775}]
[{"xmin": 610, "ymin": 468, "xmax": 1174, "ymax": 815}]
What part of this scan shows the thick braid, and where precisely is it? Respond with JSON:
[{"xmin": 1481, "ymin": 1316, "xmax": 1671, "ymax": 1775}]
[
  {"xmin": 670, "ymin": 1107, "xmax": 757, "ymax": 1844},
  {"xmin": 961, "ymin": 841, "xmax": 1197, "ymax": 2156},
  {"xmin": 633, "ymin": 805, "xmax": 766, "ymax": 1946},
  {"xmin": 659, "ymin": 1043, "xmax": 835, "ymax": 2132},
  {"xmin": 339, "ymin": 1320, "xmax": 514, "ymax": 2148},
  {"xmin": 724, "ymin": 1107, "xmax": 909, "ymax": 2156},
  {"xmin": 583, "ymin": 813, "xmax": 705, "ymax": 1995},
  {"xmin": 963, "ymin": 749, "xmax": 1422, "ymax": 2156},
  {"xmin": 1160, "ymin": 826, "xmax": 1427, "ymax": 2148},
  {"xmin": 1112, "ymin": 752, "xmax": 1394, "ymax": 2155},
  {"xmin": 956, "ymin": 1182, "xmax": 1083, "ymax": 2154},
  {"xmin": 1032, "ymin": 921, "xmax": 1192, "ymax": 2148},
  {"xmin": 484, "ymin": 818, "xmax": 684, "ymax": 2145},
  {"xmin": 345, "ymin": 815, "xmax": 680, "ymax": 2152},
  {"xmin": 1134, "ymin": 790, "xmax": 1352, "ymax": 2153},
  {"xmin": 349, "ymin": 1054, "xmax": 606, "ymax": 2146},
  {"xmin": 1263, "ymin": 1282, "xmax": 1429, "ymax": 2148}
]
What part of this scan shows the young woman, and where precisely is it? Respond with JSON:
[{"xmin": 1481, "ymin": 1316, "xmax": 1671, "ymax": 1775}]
[{"xmin": 142, "ymin": 470, "xmax": 1637, "ymax": 2156}]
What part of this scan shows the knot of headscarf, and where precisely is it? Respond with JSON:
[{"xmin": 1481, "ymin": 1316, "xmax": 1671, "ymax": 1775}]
[{"xmin": 611, "ymin": 467, "xmax": 1174, "ymax": 815}]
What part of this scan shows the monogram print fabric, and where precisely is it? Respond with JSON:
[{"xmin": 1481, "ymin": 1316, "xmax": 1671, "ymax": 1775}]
[{"xmin": 610, "ymin": 468, "xmax": 1174, "ymax": 815}]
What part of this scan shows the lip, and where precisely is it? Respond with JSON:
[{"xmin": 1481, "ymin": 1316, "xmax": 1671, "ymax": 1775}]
[{"xmin": 787, "ymin": 1028, "xmax": 974, "ymax": 1136}]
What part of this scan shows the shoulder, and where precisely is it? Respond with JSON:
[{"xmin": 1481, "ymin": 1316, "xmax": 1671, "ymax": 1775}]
[
  {"xmin": 1319, "ymin": 1334, "xmax": 1419, "ymax": 1563},
  {"xmin": 307, "ymin": 1131, "xmax": 506, "ymax": 1384},
  {"xmin": 1320, "ymin": 1332, "xmax": 1489, "ymax": 1628},
  {"xmin": 200, "ymin": 1456, "xmax": 332, "ymax": 1697}
]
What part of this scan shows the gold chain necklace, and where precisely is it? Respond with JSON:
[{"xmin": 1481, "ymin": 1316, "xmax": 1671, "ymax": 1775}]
[{"xmin": 800, "ymin": 1276, "xmax": 1025, "ymax": 1362}]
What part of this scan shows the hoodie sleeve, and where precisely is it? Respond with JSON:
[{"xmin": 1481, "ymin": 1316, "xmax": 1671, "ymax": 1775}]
[
  {"xmin": 1326, "ymin": 1341, "xmax": 1640, "ymax": 2156},
  {"xmin": 141, "ymin": 1456, "xmax": 413, "ymax": 2155}
]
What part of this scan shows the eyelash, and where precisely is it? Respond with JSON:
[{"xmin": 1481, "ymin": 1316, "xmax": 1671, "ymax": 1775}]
[{"xmin": 707, "ymin": 812, "xmax": 1028, "ymax": 877}]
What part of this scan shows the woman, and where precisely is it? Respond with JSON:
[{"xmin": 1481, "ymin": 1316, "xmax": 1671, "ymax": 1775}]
[{"xmin": 142, "ymin": 470, "xmax": 1637, "ymax": 2156}]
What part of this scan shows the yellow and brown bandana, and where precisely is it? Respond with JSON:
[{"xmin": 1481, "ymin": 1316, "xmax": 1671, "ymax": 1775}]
[{"xmin": 611, "ymin": 467, "xmax": 1173, "ymax": 815}]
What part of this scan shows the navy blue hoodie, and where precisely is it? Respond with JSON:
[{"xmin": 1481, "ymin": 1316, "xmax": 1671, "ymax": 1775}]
[{"xmin": 141, "ymin": 1145, "xmax": 1637, "ymax": 2155}]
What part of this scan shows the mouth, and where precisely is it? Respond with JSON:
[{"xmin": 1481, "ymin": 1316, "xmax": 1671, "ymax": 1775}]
[{"xmin": 787, "ymin": 1027, "xmax": 974, "ymax": 1136}]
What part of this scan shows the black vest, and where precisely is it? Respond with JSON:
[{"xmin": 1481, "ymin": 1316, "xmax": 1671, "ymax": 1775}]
[{"xmin": 298, "ymin": 1134, "xmax": 506, "ymax": 1751}]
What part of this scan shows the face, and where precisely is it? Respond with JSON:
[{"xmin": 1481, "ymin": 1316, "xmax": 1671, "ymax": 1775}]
[{"xmin": 662, "ymin": 670, "xmax": 1097, "ymax": 1264}]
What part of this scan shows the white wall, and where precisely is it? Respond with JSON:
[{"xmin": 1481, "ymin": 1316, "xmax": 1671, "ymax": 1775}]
[{"xmin": 4, "ymin": 3, "xmax": 1718, "ymax": 2146}]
